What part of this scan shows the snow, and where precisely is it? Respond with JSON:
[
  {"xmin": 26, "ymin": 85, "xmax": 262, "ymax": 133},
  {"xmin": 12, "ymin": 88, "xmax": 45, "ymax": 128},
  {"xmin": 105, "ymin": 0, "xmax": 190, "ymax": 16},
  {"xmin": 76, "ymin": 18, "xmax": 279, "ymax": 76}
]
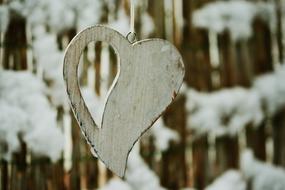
[
  {"xmin": 241, "ymin": 150, "xmax": 285, "ymax": 190},
  {"xmin": 192, "ymin": 0, "xmax": 257, "ymax": 41},
  {"xmin": 110, "ymin": 10, "xmax": 130, "ymax": 36},
  {"xmin": 141, "ymin": 12, "xmax": 155, "ymax": 38},
  {"xmin": 76, "ymin": 0, "xmax": 102, "ymax": 31},
  {"xmin": 100, "ymin": 179, "xmax": 132, "ymax": 190},
  {"xmin": 0, "ymin": 71, "xmax": 64, "ymax": 162},
  {"xmin": 46, "ymin": 0, "xmax": 75, "ymax": 33},
  {"xmin": 256, "ymin": 2, "xmax": 277, "ymax": 33},
  {"xmin": 100, "ymin": 146, "xmax": 166, "ymax": 190},
  {"xmin": 186, "ymin": 63, "xmax": 285, "ymax": 136},
  {"xmin": 96, "ymin": 138, "xmax": 167, "ymax": 190},
  {"xmin": 125, "ymin": 145, "xmax": 166, "ymax": 190},
  {"xmin": 0, "ymin": 5, "xmax": 10, "ymax": 33},
  {"xmin": 253, "ymin": 64, "xmax": 285, "ymax": 116},
  {"xmin": 81, "ymin": 87, "xmax": 105, "ymax": 126},
  {"xmin": 32, "ymin": 27, "xmax": 69, "ymax": 109},
  {"xmin": 186, "ymin": 87, "xmax": 263, "ymax": 136},
  {"xmin": 33, "ymin": 34, "xmax": 63, "ymax": 81},
  {"xmin": 8, "ymin": 0, "xmax": 37, "ymax": 18},
  {"xmin": 205, "ymin": 170, "xmax": 246, "ymax": 190},
  {"xmin": 7, "ymin": 0, "xmax": 101, "ymax": 33},
  {"xmin": 192, "ymin": 0, "xmax": 277, "ymax": 41},
  {"xmin": 150, "ymin": 118, "xmax": 180, "ymax": 152},
  {"xmin": 0, "ymin": 101, "xmax": 29, "ymax": 160}
]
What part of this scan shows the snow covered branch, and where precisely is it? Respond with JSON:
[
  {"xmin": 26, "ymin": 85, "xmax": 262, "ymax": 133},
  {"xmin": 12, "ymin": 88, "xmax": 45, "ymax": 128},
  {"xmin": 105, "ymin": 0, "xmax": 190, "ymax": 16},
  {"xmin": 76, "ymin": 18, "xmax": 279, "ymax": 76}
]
[
  {"xmin": 100, "ymin": 147, "xmax": 166, "ymax": 190},
  {"xmin": 149, "ymin": 118, "xmax": 180, "ymax": 152},
  {"xmin": 205, "ymin": 149, "xmax": 285, "ymax": 190},
  {"xmin": 241, "ymin": 150, "xmax": 285, "ymax": 190},
  {"xmin": 205, "ymin": 170, "xmax": 246, "ymax": 190},
  {"xmin": 0, "ymin": 5, "xmax": 9, "ymax": 33},
  {"xmin": 0, "ymin": 71, "xmax": 64, "ymax": 161},
  {"xmin": 192, "ymin": 0, "xmax": 276, "ymax": 41},
  {"xmin": 125, "ymin": 145, "xmax": 166, "ymax": 190},
  {"xmin": 185, "ymin": 64, "xmax": 285, "ymax": 137}
]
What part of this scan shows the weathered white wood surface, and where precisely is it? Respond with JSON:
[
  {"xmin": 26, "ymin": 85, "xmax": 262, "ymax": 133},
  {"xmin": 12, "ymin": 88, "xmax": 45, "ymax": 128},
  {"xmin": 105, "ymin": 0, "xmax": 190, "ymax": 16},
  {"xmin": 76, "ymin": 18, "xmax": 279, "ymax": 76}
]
[{"xmin": 63, "ymin": 25, "xmax": 185, "ymax": 177}]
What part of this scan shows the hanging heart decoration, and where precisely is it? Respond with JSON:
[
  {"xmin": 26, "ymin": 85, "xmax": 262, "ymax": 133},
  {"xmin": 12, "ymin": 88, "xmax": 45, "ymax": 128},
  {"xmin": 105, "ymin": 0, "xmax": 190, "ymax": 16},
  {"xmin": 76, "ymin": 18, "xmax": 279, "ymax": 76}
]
[{"xmin": 63, "ymin": 25, "xmax": 185, "ymax": 177}]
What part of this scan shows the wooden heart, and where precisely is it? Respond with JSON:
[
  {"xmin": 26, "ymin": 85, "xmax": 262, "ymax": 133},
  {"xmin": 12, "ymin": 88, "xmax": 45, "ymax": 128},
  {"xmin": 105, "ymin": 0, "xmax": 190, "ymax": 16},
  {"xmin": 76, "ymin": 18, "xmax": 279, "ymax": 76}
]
[{"xmin": 63, "ymin": 25, "xmax": 185, "ymax": 177}]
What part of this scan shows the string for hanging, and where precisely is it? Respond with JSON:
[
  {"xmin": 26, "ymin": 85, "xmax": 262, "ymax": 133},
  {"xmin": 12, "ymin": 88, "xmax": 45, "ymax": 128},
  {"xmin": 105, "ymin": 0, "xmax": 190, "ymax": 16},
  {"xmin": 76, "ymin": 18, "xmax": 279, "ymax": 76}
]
[{"xmin": 126, "ymin": 0, "xmax": 137, "ymax": 43}]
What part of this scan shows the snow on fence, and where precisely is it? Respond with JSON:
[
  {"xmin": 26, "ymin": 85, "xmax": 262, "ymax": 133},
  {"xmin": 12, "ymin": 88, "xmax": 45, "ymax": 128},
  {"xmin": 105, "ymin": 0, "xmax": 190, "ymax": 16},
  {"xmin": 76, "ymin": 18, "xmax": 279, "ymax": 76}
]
[{"xmin": 0, "ymin": 0, "xmax": 285, "ymax": 190}]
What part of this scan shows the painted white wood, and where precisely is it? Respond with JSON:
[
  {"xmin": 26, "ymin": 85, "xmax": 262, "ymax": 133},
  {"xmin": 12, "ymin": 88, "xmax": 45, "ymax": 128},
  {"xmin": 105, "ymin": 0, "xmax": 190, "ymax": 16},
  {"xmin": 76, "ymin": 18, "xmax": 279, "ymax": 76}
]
[{"xmin": 63, "ymin": 25, "xmax": 185, "ymax": 177}]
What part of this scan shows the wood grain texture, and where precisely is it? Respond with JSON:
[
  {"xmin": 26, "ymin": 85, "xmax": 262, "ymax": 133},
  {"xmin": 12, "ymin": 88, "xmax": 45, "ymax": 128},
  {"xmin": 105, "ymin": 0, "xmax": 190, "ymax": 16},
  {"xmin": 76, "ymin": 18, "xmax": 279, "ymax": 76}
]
[{"xmin": 63, "ymin": 25, "xmax": 185, "ymax": 177}]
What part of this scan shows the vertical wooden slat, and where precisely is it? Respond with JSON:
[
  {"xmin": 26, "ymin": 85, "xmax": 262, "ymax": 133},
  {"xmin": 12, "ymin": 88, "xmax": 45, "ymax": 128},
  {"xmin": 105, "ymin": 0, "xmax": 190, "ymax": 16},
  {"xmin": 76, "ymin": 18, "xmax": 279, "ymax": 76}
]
[
  {"xmin": 0, "ymin": 143, "xmax": 8, "ymax": 190},
  {"xmin": 216, "ymin": 32, "xmax": 240, "ymax": 179},
  {"xmin": 70, "ymin": 115, "xmax": 81, "ymax": 190},
  {"xmin": 79, "ymin": 48, "xmax": 91, "ymax": 86},
  {"xmin": 108, "ymin": 47, "xmax": 117, "ymax": 87},
  {"xmin": 1, "ymin": 160, "xmax": 8, "ymax": 190},
  {"xmin": 276, "ymin": 0, "xmax": 283, "ymax": 62},
  {"xmin": 182, "ymin": 0, "xmax": 212, "ymax": 188},
  {"xmin": 182, "ymin": 0, "xmax": 212, "ymax": 91},
  {"xmin": 192, "ymin": 135, "xmax": 209, "ymax": 189},
  {"xmin": 273, "ymin": 109, "xmax": 285, "ymax": 168},
  {"xmin": 52, "ymin": 161, "xmax": 65, "ymax": 190},
  {"xmin": 161, "ymin": 95, "xmax": 187, "ymax": 190},
  {"xmin": 4, "ymin": 15, "xmax": 29, "ymax": 188},
  {"xmin": 215, "ymin": 136, "xmax": 239, "ymax": 175},
  {"xmin": 218, "ymin": 32, "xmax": 239, "ymax": 87},
  {"xmin": 180, "ymin": 0, "xmax": 213, "ymax": 189},
  {"xmin": 29, "ymin": 158, "xmax": 48, "ymax": 190},
  {"xmin": 84, "ymin": 157, "xmax": 99, "ymax": 189},
  {"xmin": 148, "ymin": 0, "xmax": 165, "ymax": 38},
  {"xmin": 251, "ymin": 19, "xmax": 273, "ymax": 75},
  {"xmin": 3, "ymin": 16, "xmax": 27, "ymax": 70},
  {"xmin": 272, "ymin": 0, "xmax": 285, "ymax": 170},
  {"xmin": 245, "ymin": 18, "xmax": 273, "ymax": 162},
  {"xmin": 237, "ymin": 40, "xmax": 253, "ymax": 87},
  {"xmin": 216, "ymin": 19, "xmax": 271, "ymax": 177},
  {"xmin": 10, "ymin": 141, "xmax": 28, "ymax": 190},
  {"xmin": 277, "ymin": 0, "xmax": 285, "ymax": 61},
  {"xmin": 31, "ymin": 161, "xmax": 44, "ymax": 190},
  {"xmin": 172, "ymin": 0, "xmax": 183, "ymax": 47},
  {"xmin": 94, "ymin": 42, "xmax": 102, "ymax": 96},
  {"xmin": 53, "ymin": 106, "xmax": 66, "ymax": 190},
  {"xmin": 140, "ymin": 136, "xmax": 156, "ymax": 169},
  {"xmin": 246, "ymin": 125, "xmax": 266, "ymax": 161}
]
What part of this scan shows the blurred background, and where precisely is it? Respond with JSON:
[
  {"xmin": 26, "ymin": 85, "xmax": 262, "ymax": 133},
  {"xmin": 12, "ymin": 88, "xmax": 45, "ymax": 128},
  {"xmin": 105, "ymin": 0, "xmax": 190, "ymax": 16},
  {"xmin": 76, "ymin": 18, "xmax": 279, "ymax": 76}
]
[{"xmin": 0, "ymin": 0, "xmax": 285, "ymax": 189}]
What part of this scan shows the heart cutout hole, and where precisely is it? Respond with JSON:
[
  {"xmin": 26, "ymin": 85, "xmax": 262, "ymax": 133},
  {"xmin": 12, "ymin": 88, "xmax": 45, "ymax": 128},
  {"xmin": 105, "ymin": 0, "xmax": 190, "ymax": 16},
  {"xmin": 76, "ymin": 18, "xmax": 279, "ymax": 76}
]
[{"xmin": 78, "ymin": 41, "xmax": 119, "ymax": 126}]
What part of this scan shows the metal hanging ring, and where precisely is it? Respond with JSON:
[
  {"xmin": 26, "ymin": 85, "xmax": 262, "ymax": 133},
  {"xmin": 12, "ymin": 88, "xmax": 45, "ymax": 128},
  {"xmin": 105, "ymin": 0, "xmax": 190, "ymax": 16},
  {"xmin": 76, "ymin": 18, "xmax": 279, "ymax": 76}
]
[{"xmin": 126, "ymin": 32, "xmax": 137, "ymax": 44}]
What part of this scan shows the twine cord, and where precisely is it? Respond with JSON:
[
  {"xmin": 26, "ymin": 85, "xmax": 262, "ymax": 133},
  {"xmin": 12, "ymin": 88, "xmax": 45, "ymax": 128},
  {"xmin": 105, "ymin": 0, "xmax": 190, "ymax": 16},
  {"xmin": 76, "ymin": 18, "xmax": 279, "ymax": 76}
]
[{"xmin": 127, "ymin": 0, "xmax": 137, "ymax": 43}]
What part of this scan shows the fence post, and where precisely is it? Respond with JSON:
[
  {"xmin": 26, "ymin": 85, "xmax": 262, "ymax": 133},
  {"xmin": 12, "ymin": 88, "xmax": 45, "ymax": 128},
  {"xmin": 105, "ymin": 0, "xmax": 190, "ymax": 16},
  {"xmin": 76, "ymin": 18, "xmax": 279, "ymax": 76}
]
[
  {"xmin": 216, "ymin": 31, "xmax": 240, "ymax": 176},
  {"xmin": 273, "ymin": 110, "xmax": 285, "ymax": 168},
  {"xmin": 70, "ymin": 115, "xmax": 82, "ymax": 190},
  {"xmin": 148, "ymin": 0, "xmax": 165, "ymax": 39},
  {"xmin": 1, "ymin": 159, "xmax": 8, "ymax": 190},
  {"xmin": 3, "ymin": 15, "xmax": 27, "ymax": 70},
  {"xmin": 245, "ymin": 19, "xmax": 273, "ymax": 161},
  {"xmin": 192, "ymin": 135, "xmax": 209, "ymax": 189},
  {"xmin": 10, "ymin": 141, "xmax": 28, "ymax": 190},
  {"xmin": 215, "ymin": 136, "xmax": 239, "ymax": 175},
  {"xmin": 161, "ymin": 95, "xmax": 187, "ymax": 189}
]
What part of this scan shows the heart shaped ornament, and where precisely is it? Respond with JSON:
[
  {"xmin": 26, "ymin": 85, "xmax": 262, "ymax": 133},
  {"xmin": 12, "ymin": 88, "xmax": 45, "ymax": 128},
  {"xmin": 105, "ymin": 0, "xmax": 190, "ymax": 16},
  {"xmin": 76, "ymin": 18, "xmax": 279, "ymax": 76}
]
[{"xmin": 63, "ymin": 25, "xmax": 185, "ymax": 177}]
